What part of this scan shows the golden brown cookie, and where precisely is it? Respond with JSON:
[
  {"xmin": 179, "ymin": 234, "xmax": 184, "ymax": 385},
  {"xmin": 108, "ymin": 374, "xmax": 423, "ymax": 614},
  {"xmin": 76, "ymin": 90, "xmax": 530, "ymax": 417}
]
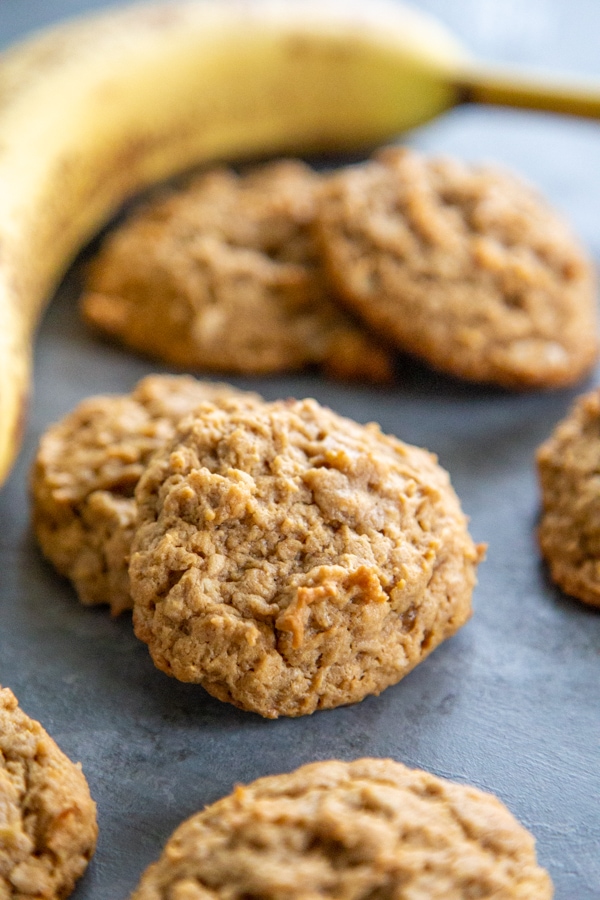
[
  {"xmin": 130, "ymin": 758, "xmax": 552, "ymax": 900},
  {"xmin": 130, "ymin": 398, "xmax": 483, "ymax": 718},
  {"xmin": 0, "ymin": 686, "xmax": 97, "ymax": 899},
  {"xmin": 316, "ymin": 146, "xmax": 597, "ymax": 389},
  {"xmin": 537, "ymin": 387, "xmax": 600, "ymax": 607},
  {"xmin": 81, "ymin": 161, "xmax": 393, "ymax": 383},
  {"xmin": 31, "ymin": 375, "xmax": 259, "ymax": 615}
]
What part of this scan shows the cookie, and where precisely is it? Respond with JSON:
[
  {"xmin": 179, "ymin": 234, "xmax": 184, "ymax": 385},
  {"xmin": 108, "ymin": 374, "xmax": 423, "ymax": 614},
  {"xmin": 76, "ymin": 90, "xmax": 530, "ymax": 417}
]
[
  {"xmin": 81, "ymin": 160, "xmax": 394, "ymax": 383},
  {"xmin": 537, "ymin": 387, "xmax": 600, "ymax": 607},
  {"xmin": 316, "ymin": 146, "xmax": 597, "ymax": 389},
  {"xmin": 130, "ymin": 758, "xmax": 552, "ymax": 899},
  {"xmin": 31, "ymin": 374, "xmax": 259, "ymax": 615},
  {"xmin": 0, "ymin": 686, "xmax": 97, "ymax": 899},
  {"xmin": 130, "ymin": 397, "xmax": 483, "ymax": 718}
]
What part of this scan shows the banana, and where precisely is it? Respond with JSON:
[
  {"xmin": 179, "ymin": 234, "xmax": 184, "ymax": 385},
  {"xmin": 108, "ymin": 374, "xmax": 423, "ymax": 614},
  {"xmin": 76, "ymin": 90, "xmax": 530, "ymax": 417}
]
[{"xmin": 0, "ymin": 0, "xmax": 468, "ymax": 487}]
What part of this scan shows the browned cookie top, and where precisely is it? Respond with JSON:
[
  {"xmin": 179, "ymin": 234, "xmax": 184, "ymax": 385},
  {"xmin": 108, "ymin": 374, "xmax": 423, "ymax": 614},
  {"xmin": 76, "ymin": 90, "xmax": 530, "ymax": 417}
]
[
  {"xmin": 81, "ymin": 160, "xmax": 393, "ymax": 383},
  {"xmin": 31, "ymin": 375, "xmax": 259, "ymax": 615},
  {"xmin": 537, "ymin": 387, "xmax": 600, "ymax": 607},
  {"xmin": 130, "ymin": 397, "xmax": 483, "ymax": 718},
  {"xmin": 0, "ymin": 687, "xmax": 97, "ymax": 900},
  {"xmin": 130, "ymin": 758, "xmax": 552, "ymax": 900},
  {"xmin": 316, "ymin": 146, "xmax": 597, "ymax": 389}
]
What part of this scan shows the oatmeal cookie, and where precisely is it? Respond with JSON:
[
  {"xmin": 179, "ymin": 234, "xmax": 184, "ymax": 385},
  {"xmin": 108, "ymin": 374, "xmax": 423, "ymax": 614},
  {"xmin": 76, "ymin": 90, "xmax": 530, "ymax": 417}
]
[
  {"xmin": 81, "ymin": 160, "xmax": 393, "ymax": 383},
  {"xmin": 537, "ymin": 387, "xmax": 600, "ymax": 607},
  {"xmin": 31, "ymin": 374, "xmax": 259, "ymax": 615},
  {"xmin": 130, "ymin": 758, "xmax": 552, "ymax": 900},
  {"xmin": 0, "ymin": 686, "xmax": 97, "ymax": 899},
  {"xmin": 315, "ymin": 146, "xmax": 597, "ymax": 389},
  {"xmin": 130, "ymin": 398, "xmax": 483, "ymax": 718}
]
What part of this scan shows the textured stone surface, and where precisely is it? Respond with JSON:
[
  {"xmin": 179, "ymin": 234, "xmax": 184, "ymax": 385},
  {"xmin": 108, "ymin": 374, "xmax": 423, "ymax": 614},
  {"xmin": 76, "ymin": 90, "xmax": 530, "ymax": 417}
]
[{"xmin": 1, "ymin": 3, "xmax": 600, "ymax": 900}]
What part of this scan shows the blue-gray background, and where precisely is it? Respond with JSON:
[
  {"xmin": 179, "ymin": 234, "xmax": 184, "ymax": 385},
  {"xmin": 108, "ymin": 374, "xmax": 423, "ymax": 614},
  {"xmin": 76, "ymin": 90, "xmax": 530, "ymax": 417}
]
[{"xmin": 0, "ymin": 1, "xmax": 598, "ymax": 898}]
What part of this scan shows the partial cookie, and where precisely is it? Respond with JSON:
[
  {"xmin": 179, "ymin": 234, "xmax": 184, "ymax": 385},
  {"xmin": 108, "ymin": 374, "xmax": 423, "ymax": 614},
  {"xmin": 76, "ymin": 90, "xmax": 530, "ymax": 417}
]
[
  {"xmin": 130, "ymin": 757, "xmax": 552, "ymax": 900},
  {"xmin": 130, "ymin": 397, "xmax": 483, "ymax": 718},
  {"xmin": 81, "ymin": 160, "xmax": 393, "ymax": 383},
  {"xmin": 316, "ymin": 146, "xmax": 597, "ymax": 389},
  {"xmin": 537, "ymin": 388, "xmax": 600, "ymax": 607},
  {"xmin": 31, "ymin": 374, "xmax": 259, "ymax": 615},
  {"xmin": 0, "ymin": 686, "xmax": 97, "ymax": 899}
]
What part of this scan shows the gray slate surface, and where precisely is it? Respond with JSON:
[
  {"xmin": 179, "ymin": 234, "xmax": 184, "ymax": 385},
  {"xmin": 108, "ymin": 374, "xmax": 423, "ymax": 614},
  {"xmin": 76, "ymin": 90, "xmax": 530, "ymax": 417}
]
[{"xmin": 0, "ymin": 1, "xmax": 599, "ymax": 898}]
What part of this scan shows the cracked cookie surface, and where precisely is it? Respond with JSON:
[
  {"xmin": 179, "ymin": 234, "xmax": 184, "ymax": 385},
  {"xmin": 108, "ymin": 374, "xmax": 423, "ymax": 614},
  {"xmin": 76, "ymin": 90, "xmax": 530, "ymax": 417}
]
[
  {"xmin": 0, "ymin": 687, "xmax": 97, "ymax": 900},
  {"xmin": 537, "ymin": 387, "xmax": 600, "ymax": 607},
  {"xmin": 81, "ymin": 160, "xmax": 393, "ymax": 383},
  {"xmin": 316, "ymin": 146, "xmax": 597, "ymax": 389},
  {"xmin": 130, "ymin": 398, "xmax": 483, "ymax": 717},
  {"xmin": 130, "ymin": 758, "xmax": 552, "ymax": 900},
  {"xmin": 31, "ymin": 375, "xmax": 258, "ymax": 615}
]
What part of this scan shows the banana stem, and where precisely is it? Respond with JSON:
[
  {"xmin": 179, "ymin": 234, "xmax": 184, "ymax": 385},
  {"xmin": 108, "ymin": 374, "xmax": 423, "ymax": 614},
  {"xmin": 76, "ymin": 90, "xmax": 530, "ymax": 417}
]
[{"xmin": 455, "ymin": 64, "xmax": 600, "ymax": 120}]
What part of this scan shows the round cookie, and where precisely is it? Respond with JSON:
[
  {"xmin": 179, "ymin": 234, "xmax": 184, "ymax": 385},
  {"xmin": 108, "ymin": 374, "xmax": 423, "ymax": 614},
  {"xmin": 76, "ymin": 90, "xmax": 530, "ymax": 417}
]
[
  {"xmin": 537, "ymin": 387, "xmax": 600, "ymax": 607},
  {"xmin": 81, "ymin": 160, "xmax": 393, "ymax": 383},
  {"xmin": 130, "ymin": 758, "xmax": 552, "ymax": 900},
  {"xmin": 130, "ymin": 397, "xmax": 483, "ymax": 718},
  {"xmin": 315, "ymin": 146, "xmax": 597, "ymax": 389},
  {"xmin": 31, "ymin": 374, "xmax": 259, "ymax": 615},
  {"xmin": 0, "ymin": 686, "xmax": 97, "ymax": 899}
]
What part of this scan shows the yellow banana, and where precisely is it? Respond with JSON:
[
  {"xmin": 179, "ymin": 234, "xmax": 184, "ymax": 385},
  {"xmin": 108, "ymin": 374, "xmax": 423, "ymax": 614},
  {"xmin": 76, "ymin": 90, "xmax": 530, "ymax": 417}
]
[
  {"xmin": 0, "ymin": 0, "xmax": 467, "ymax": 487},
  {"xmin": 1, "ymin": 0, "xmax": 600, "ymax": 487}
]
